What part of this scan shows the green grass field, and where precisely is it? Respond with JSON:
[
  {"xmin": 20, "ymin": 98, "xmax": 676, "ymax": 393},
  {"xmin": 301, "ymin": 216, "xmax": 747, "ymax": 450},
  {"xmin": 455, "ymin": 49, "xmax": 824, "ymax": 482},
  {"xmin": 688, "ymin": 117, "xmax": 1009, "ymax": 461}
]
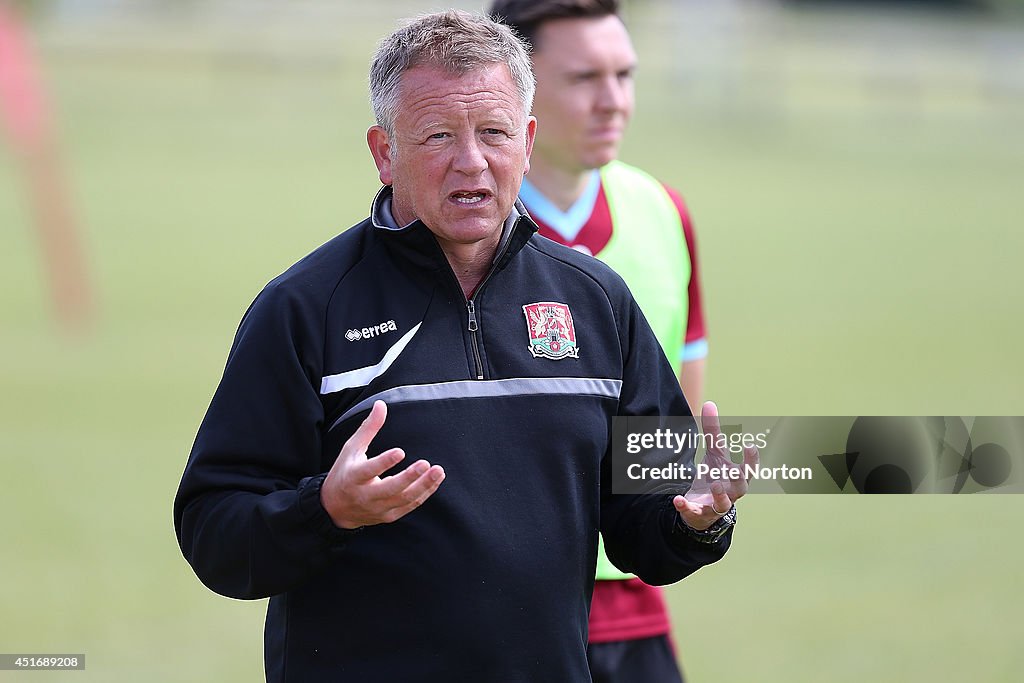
[{"xmin": 2, "ymin": 3, "xmax": 1023, "ymax": 681}]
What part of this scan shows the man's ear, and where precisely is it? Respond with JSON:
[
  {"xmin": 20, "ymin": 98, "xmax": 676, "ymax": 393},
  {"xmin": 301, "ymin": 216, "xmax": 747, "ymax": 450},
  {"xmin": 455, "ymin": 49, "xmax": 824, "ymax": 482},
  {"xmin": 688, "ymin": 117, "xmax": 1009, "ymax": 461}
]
[
  {"xmin": 523, "ymin": 116, "xmax": 537, "ymax": 175},
  {"xmin": 367, "ymin": 126, "xmax": 394, "ymax": 185}
]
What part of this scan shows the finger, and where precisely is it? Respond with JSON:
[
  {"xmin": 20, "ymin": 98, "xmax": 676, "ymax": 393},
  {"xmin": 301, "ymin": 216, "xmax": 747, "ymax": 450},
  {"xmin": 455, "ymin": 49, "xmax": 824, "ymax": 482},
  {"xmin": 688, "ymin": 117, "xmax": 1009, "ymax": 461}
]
[
  {"xmin": 710, "ymin": 481, "xmax": 732, "ymax": 515},
  {"xmin": 729, "ymin": 467, "xmax": 750, "ymax": 501},
  {"xmin": 343, "ymin": 400, "xmax": 389, "ymax": 458},
  {"xmin": 401, "ymin": 465, "xmax": 445, "ymax": 502},
  {"xmin": 348, "ymin": 447, "xmax": 406, "ymax": 484},
  {"xmin": 383, "ymin": 466, "xmax": 446, "ymax": 522},
  {"xmin": 673, "ymin": 494, "xmax": 706, "ymax": 518},
  {"xmin": 742, "ymin": 444, "xmax": 760, "ymax": 482},
  {"xmin": 700, "ymin": 401, "xmax": 723, "ymax": 456},
  {"xmin": 674, "ymin": 495, "xmax": 717, "ymax": 531},
  {"xmin": 372, "ymin": 458, "xmax": 431, "ymax": 498}
]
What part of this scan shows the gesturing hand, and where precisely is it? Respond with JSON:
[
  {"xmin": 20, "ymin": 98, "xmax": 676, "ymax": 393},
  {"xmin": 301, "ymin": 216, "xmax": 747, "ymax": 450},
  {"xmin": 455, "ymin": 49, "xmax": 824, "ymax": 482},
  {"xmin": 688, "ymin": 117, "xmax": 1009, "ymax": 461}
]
[
  {"xmin": 673, "ymin": 401, "xmax": 758, "ymax": 531},
  {"xmin": 320, "ymin": 400, "xmax": 445, "ymax": 529}
]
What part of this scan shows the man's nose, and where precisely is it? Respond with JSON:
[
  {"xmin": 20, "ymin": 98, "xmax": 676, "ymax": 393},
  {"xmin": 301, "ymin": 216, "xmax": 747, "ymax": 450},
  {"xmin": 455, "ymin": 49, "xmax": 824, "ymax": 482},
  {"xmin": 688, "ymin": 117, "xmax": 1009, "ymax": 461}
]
[
  {"xmin": 596, "ymin": 76, "xmax": 628, "ymax": 112},
  {"xmin": 452, "ymin": 136, "xmax": 488, "ymax": 175}
]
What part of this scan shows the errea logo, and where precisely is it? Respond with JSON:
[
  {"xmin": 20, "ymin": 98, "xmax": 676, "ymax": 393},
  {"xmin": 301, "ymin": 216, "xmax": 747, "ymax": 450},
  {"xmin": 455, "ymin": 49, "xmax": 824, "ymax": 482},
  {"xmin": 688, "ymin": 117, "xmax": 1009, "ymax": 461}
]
[{"xmin": 345, "ymin": 319, "xmax": 398, "ymax": 342}]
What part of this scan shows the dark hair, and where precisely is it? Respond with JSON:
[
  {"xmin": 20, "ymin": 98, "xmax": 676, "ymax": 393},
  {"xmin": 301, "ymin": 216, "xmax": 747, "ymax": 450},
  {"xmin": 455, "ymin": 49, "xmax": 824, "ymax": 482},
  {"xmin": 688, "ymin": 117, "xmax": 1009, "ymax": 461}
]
[{"xmin": 487, "ymin": 0, "xmax": 620, "ymax": 49}]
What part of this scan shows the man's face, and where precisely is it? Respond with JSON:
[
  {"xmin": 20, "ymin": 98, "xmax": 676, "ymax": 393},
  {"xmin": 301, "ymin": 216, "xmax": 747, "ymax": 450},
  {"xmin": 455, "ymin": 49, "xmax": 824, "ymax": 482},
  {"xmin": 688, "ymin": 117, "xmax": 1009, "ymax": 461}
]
[
  {"xmin": 530, "ymin": 15, "xmax": 637, "ymax": 174},
  {"xmin": 368, "ymin": 63, "xmax": 536, "ymax": 252}
]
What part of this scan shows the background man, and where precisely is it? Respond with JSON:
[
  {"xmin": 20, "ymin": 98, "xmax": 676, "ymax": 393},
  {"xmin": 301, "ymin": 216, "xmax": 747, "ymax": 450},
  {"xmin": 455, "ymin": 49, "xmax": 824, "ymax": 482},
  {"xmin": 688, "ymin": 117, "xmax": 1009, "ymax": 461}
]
[
  {"xmin": 489, "ymin": 1, "xmax": 707, "ymax": 680},
  {"xmin": 175, "ymin": 10, "xmax": 750, "ymax": 682}
]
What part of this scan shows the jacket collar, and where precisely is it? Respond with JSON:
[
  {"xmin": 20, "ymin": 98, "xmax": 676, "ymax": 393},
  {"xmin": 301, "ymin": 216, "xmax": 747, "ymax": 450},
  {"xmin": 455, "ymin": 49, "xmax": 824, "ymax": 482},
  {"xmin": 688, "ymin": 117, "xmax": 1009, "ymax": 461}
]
[{"xmin": 369, "ymin": 185, "xmax": 539, "ymax": 274}]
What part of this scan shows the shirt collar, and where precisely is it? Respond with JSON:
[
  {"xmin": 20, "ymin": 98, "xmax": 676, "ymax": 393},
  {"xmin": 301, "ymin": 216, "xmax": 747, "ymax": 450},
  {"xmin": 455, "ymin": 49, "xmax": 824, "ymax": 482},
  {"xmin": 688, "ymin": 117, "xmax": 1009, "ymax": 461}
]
[{"xmin": 518, "ymin": 170, "xmax": 601, "ymax": 242}]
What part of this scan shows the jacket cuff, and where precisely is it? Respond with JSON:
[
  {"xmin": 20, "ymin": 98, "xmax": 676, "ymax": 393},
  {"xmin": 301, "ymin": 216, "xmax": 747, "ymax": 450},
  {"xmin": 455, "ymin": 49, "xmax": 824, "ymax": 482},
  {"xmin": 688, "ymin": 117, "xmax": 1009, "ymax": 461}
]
[
  {"xmin": 297, "ymin": 473, "xmax": 364, "ymax": 547},
  {"xmin": 673, "ymin": 504, "xmax": 736, "ymax": 544},
  {"xmin": 665, "ymin": 499, "xmax": 733, "ymax": 553}
]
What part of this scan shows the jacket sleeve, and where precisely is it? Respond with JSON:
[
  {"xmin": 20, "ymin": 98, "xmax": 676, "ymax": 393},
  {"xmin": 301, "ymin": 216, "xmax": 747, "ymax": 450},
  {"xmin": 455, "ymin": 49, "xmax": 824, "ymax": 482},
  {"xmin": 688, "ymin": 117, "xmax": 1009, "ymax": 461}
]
[
  {"xmin": 173, "ymin": 281, "xmax": 351, "ymax": 600},
  {"xmin": 599, "ymin": 290, "xmax": 732, "ymax": 586}
]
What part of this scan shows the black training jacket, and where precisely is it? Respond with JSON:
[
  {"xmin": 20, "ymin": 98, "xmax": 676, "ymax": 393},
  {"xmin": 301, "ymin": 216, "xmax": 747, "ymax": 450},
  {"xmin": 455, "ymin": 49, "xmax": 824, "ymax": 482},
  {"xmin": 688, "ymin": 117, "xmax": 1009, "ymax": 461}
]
[{"xmin": 174, "ymin": 188, "xmax": 731, "ymax": 683}]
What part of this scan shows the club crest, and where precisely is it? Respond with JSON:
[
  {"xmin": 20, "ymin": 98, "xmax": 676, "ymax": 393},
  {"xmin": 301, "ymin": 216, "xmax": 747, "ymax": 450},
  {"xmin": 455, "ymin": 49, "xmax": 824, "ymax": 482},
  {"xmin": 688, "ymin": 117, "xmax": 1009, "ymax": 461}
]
[{"xmin": 522, "ymin": 302, "xmax": 579, "ymax": 360}]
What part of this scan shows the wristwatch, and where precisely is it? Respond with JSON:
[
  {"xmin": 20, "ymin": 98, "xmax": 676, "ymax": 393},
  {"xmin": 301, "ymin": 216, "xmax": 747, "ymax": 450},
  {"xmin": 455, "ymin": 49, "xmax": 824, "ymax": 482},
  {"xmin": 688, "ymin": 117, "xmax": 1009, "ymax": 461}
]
[{"xmin": 674, "ymin": 504, "xmax": 737, "ymax": 544}]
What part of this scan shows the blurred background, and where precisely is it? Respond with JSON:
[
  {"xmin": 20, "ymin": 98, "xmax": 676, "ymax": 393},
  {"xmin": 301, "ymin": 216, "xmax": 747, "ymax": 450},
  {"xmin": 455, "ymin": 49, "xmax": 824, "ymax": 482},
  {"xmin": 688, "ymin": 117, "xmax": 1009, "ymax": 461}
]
[{"xmin": 1, "ymin": 0, "xmax": 1022, "ymax": 680}]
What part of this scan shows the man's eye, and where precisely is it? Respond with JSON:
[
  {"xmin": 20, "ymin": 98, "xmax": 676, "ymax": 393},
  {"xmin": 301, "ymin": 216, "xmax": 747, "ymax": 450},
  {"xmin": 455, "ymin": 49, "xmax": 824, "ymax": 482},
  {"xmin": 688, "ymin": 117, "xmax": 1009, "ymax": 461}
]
[
  {"xmin": 483, "ymin": 129, "xmax": 506, "ymax": 136},
  {"xmin": 428, "ymin": 132, "xmax": 449, "ymax": 140}
]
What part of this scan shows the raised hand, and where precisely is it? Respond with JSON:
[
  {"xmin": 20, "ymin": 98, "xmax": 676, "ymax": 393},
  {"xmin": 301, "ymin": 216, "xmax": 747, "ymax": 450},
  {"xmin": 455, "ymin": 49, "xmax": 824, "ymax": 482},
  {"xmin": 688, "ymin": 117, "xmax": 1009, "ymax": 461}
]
[
  {"xmin": 673, "ymin": 401, "xmax": 758, "ymax": 531},
  {"xmin": 320, "ymin": 400, "xmax": 445, "ymax": 529}
]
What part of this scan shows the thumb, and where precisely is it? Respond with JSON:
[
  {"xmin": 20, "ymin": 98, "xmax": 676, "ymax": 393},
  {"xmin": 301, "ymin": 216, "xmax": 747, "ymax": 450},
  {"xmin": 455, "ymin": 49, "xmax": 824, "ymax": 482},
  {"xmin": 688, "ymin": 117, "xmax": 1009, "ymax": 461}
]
[
  {"xmin": 341, "ymin": 400, "xmax": 388, "ymax": 459},
  {"xmin": 673, "ymin": 495, "xmax": 702, "ymax": 517}
]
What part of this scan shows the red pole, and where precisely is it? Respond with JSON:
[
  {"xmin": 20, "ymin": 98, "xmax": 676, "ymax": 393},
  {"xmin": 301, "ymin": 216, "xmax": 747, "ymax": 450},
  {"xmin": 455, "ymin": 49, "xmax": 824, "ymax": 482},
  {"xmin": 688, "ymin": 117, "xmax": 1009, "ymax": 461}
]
[{"xmin": 1, "ymin": 2, "xmax": 94, "ymax": 333}]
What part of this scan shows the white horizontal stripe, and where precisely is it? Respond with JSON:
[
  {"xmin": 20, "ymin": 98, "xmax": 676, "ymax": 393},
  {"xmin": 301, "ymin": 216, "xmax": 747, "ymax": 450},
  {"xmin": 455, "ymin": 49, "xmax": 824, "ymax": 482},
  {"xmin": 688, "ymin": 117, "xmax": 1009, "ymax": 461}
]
[
  {"xmin": 329, "ymin": 377, "xmax": 622, "ymax": 431},
  {"xmin": 320, "ymin": 323, "xmax": 421, "ymax": 394},
  {"xmin": 681, "ymin": 338, "xmax": 708, "ymax": 363}
]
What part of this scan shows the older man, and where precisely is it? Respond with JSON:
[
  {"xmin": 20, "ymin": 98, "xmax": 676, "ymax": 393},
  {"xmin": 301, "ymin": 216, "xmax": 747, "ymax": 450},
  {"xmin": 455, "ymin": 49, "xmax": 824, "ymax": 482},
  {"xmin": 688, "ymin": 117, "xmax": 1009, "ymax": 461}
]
[{"xmin": 174, "ymin": 10, "xmax": 750, "ymax": 683}]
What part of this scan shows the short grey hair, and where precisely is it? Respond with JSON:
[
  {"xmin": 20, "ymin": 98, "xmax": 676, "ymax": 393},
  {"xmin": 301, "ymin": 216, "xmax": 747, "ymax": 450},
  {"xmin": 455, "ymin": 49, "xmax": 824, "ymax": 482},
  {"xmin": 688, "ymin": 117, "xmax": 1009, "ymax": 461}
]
[{"xmin": 369, "ymin": 10, "xmax": 535, "ymax": 138}]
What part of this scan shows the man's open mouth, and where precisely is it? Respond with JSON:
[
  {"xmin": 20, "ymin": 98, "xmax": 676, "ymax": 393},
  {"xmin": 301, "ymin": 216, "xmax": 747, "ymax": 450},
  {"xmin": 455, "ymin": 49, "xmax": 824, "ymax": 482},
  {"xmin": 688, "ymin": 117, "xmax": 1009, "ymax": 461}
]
[{"xmin": 450, "ymin": 191, "xmax": 488, "ymax": 205}]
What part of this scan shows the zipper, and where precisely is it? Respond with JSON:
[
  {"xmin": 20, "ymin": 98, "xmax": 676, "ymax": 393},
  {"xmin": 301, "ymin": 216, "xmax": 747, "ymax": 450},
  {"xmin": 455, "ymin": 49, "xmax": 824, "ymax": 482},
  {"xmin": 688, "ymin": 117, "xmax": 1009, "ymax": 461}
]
[
  {"xmin": 466, "ymin": 299, "xmax": 484, "ymax": 380},
  {"xmin": 454, "ymin": 215, "xmax": 525, "ymax": 381}
]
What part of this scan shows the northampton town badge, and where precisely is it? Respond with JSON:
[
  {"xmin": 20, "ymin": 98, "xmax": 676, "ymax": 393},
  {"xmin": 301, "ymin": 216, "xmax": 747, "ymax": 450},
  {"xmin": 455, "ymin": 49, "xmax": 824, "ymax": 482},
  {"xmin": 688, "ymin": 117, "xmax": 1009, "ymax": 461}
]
[{"xmin": 522, "ymin": 301, "xmax": 579, "ymax": 360}]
